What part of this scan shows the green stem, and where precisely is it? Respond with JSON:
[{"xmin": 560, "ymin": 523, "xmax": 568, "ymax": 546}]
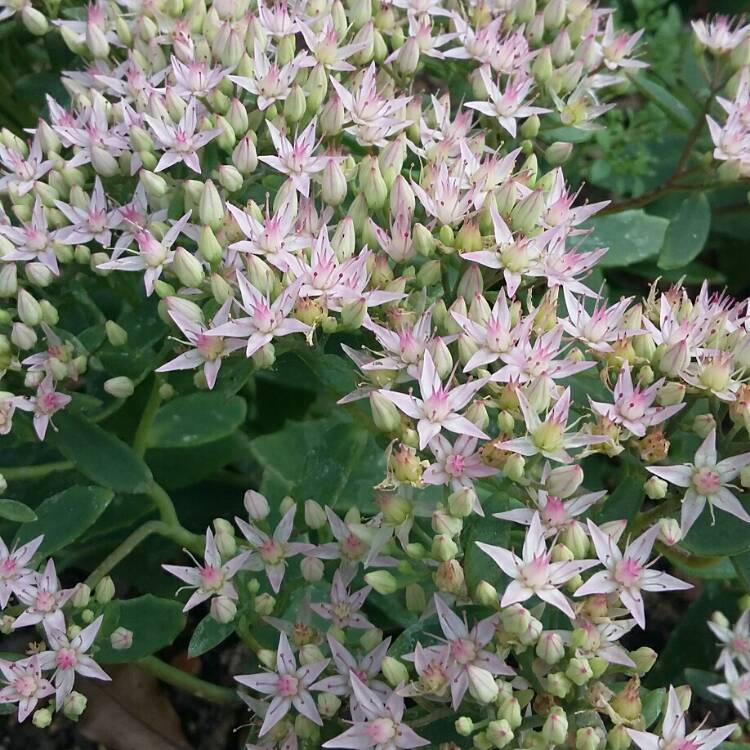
[
  {"xmin": 132, "ymin": 377, "xmax": 163, "ymax": 457},
  {"xmin": 1, "ymin": 461, "xmax": 74, "ymax": 481},
  {"xmin": 147, "ymin": 481, "xmax": 181, "ymax": 529},
  {"xmin": 138, "ymin": 656, "xmax": 240, "ymax": 705}
]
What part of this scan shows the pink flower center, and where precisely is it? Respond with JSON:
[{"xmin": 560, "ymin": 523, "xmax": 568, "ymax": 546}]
[
  {"xmin": 0, "ymin": 558, "xmax": 17, "ymax": 578},
  {"xmin": 36, "ymin": 591, "xmax": 57, "ymax": 612},
  {"xmin": 341, "ymin": 534, "xmax": 366, "ymax": 560},
  {"xmin": 692, "ymin": 467, "xmax": 721, "ymax": 496},
  {"xmin": 619, "ymin": 395, "xmax": 647, "ymax": 421},
  {"xmin": 367, "ymin": 718, "xmax": 396, "ymax": 743},
  {"xmin": 200, "ymin": 565, "xmax": 224, "ymax": 592},
  {"xmin": 520, "ymin": 556, "xmax": 550, "ymax": 589},
  {"xmin": 276, "ymin": 674, "xmax": 299, "ymax": 697},
  {"xmin": 614, "ymin": 558, "xmax": 642, "ymax": 587},
  {"xmin": 446, "ymin": 453, "xmax": 466, "ymax": 477},
  {"xmin": 449, "ymin": 638, "xmax": 477, "ymax": 665},
  {"xmin": 57, "ymin": 647, "xmax": 77, "ymax": 670},
  {"xmin": 541, "ymin": 497, "xmax": 567, "ymax": 528},
  {"xmin": 260, "ymin": 539, "xmax": 285, "ymax": 565},
  {"xmin": 14, "ymin": 674, "xmax": 39, "ymax": 698}
]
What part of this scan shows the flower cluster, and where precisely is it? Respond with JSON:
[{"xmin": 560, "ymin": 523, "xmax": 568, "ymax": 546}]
[{"xmin": 0, "ymin": 533, "xmax": 121, "ymax": 725}]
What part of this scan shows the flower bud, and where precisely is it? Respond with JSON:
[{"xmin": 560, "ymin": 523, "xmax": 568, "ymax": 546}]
[
  {"xmin": 656, "ymin": 381, "xmax": 686, "ymax": 407},
  {"xmin": 629, "ymin": 646, "xmax": 657, "ymax": 675},
  {"xmin": 17, "ymin": 289, "xmax": 42, "ymax": 326},
  {"xmin": 608, "ymin": 724, "xmax": 631, "ymax": 750},
  {"xmin": 21, "ymin": 5, "xmax": 49, "ymax": 35},
  {"xmin": 95, "ymin": 576, "xmax": 115, "ymax": 603},
  {"xmin": 546, "ymin": 465, "xmax": 584, "ymax": 498},
  {"xmin": 517, "ymin": 616, "xmax": 543, "ymax": 646},
  {"xmin": 358, "ymin": 156, "xmax": 388, "ymax": 210},
  {"xmin": 232, "ymin": 135, "xmax": 258, "ymax": 174},
  {"xmin": 242, "ymin": 490, "xmax": 270, "ymax": 523},
  {"xmin": 504, "ymin": 454, "xmax": 526, "ymax": 482},
  {"xmin": 472, "ymin": 580, "xmax": 498, "ymax": 608},
  {"xmin": 370, "ymin": 391, "xmax": 401, "ymax": 433},
  {"xmin": 467, "ymin": 664, "xmax": 499, "ymax": 704},
  {"xmin": 254, "ymin": 592, "xmax": 275, "ymax": 615},
  {"xmin": 432, "ymin": 511, "xmax": 462, "ymax": 538},
  {"xmin": 301, "ymin": 556, "xmax": 324, "ymax": 582},
  {"xmin": 104, "ymin": 376, "xmax": 135, "ymax": 399},
  {"xmin": 321, "ymin": 160, "xmax": 348, "ymax": 206},
  {"xmin": 448, "ymin": 488, "xmax": 477, "ymax": 518},
  {"xmin": 304, "ymin": 499, "xmax": 327, "ymax": 529},
  {"xmin": 536, "ymin": 631, "xmax": 565, "ymax": 664},
  {"xmin": 257, "ymin": 649, "xmax": 276, "ymax": 669},
  {"xmin": 561, "ymin": 521, "xmax": 589, "ymax": 559},
  {"xmin": 105, "ymin": 320, "xmax": 128, "ymax": 347},
  {"xmin": 298, "ymin": 644, "xmax": 325, "ymax": 666},
  {"xmin": 545, "ymin": 141, "xmax": 573, "ymax": 166},
  {"xmin": 501, "ymin": 603, "xmax": 531, "ymax": 635},
  {"xmin": 434, "ymin": 559, "xmax": 464, "ymax": 595},
  {"xmin": 577, "ymin": 727, "xmax": 604, "ymax": 750},
  {"xmin": 455, "ymin": 716, "xmax": 474, "ymax": 736},
  {"xmin": 318, "ymin": 692, "xmax": 342, "ymax": 718},
  {"xmin": 431, "ymin": 534, "xmax": 458, "ymax": 561},
  {"xmin": 33, "ymin": 707, "xmax": 53, "ymax": 728},
  {"xmin": 692, "ymin": 413, "xmax": 716, "ymax": 439},
  {"xmin": 381, "ymin": 656, "xmax": 409, "ymax": 686},
  {"xmin": 543, "ymin": 706, "xmax": 569, "ymax": 745},
  {"xmin": 379, "ymin": 494, "xmax": 412, "ymax": 526},
  {"xmin": 644, "ymin": 476, "xmax": 668, "ymax": 500},
  {"xmin": 546, "ymin": 671, "xmax": 572, "ymax": 698},
  {"xmin": 566, "ymin": 657, "xmax": 594, "ymax": 686},
  {"xmin": 364, "ymin": 570, "xmax": 397, "ymax": 595},
  {"xmin": 71, "ymin": 583, "xmax": 91, "ymax": 609},
  {"xmin": 110, "ymin": 626, "xmax": 134, "ymax": 650},
  {"xmin": 610, "ymin": 677, "xmax": 642, "ymax": 721},
  {"xmin": 199, "ymin": 180, "xmax": 224, "ymax": 230}
]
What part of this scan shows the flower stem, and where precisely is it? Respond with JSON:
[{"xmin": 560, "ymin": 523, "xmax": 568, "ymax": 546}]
[
  {"xmin": 85, "ymin": 519, "xmax": 201, "ymax": 588},
  {"xmin": 133, "ymin": 376, "xmax": 163, "ymax": 457},
  {"xmin": 138, "ymin": 656, "xmax": 240, "ymax": 705}
]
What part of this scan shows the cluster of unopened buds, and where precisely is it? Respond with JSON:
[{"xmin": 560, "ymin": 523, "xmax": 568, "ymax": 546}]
[
  {"xmin": 0, "ymin": 533, "xmax": 130, "ymax": 726},
  {"xmin": 1, "ymin": 0, "xmax": 750, "ymax": 746}
]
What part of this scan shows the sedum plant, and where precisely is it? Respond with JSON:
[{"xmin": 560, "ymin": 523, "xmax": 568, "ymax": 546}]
[{"xmin": 0, "ymin": 0, "xmax": 749, "ymax": 748}]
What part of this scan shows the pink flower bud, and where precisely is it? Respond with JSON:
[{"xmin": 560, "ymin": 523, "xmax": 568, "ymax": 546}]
[
  {"xmin": 244, "ymin": 489, "xmax": 270, "ymax": 520},
  {"xmin": 110, "ymin": 626, "xmax": 134, "ymax": 650}
]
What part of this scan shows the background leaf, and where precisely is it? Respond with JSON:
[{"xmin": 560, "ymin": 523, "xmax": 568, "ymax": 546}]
[
  {"xmin": 578, "ymin": 210, "xmax": 670, "ymax": 268},
  {"xmin": 14, "ymin": 485, "xmax": 113, "ymax": 558},
  {"xmin": 51, "ymin": 413, "xmax": 152, "ymax": 493},
  {"xmin": 96, "ymin": 595, "xmax": 186, "ymax": 663},
  {"xmin": 148, "ymin": 392, "xmax": 247, "ymax": 448}
]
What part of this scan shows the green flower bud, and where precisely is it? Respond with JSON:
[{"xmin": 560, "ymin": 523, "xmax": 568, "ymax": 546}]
[
  {"xmin": 104, "ymin": 376, "xmax": 135, "ymax": 399},
  {"xmin": 566, "ymin": 657, "xmax": 594, "ymax": 686},
  {"xmin": 536, "ymin": 631, "xmax": 565, "ymax": 664},
  {"xmin": 455, "ymin": 716, "xmax": 474, "ymax": 736},
  {"xmin": 105, "ymin": 320, "xmax": 128, "ymax": 347},
  {"xmin": 487, "ymin": 719, "xmax": 514, "ymax": 748},
  {"xmin": 95, "ymin": 576, "xmax": 115, "ymax": 604},
  {"xmin": 364, "ymin": 570, "xmax": 397, "ymax": 595},
  {"xmin": 199, "ymin": 180, "xmax": 224, "ymax": 229},
  {"xmin": 381, "ymin": 656, "xmax": 409, "ymax": 686},
  {"xmin": 543, "ymin": 706, "xmax": 569, "ymax": 745},
  {"xmin": 498, "ymin": 696, "xmax": 522, "ymax": 729},
  {"xmin": 17, "ymin": 289, "xmax": 42, "ymax": 326},
  {"xmin": 63, "ymin": 691, "xmax": 87, "ymax": 720},
  {"xmin": 254, "ymin": 592, "xmax": 276, "ymax": 616},
  {"xmin": 432, "ymin": 534, "xmax": 459, "ymax": 561},
  {"xmin": 546, "ymin": 671, "xmax": 572, "ymax": 698},
  {"xmin": 304, "ymin": 499, "xmax": 327, "ymax": 529},
  {"xmin": 577, "ymin": 727, "xmax": 604, "ymax": 750}
]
